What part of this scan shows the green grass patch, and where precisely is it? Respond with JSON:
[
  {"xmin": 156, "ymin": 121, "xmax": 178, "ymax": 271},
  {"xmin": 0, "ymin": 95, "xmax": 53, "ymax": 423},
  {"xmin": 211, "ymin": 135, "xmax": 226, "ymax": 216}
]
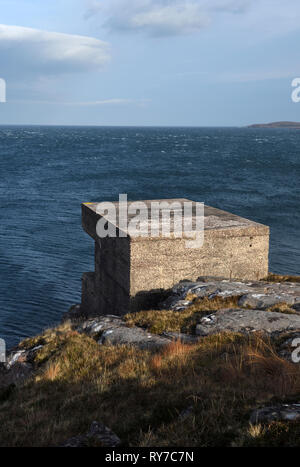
[{"xmin": 124, "ymin": 295, "xmax": 240, "ymax": 334}]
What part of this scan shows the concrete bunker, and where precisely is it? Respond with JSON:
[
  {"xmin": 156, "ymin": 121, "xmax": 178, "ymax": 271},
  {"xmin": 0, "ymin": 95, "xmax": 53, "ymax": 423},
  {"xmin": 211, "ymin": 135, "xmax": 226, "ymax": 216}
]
[{"xmin": 81, "ymin": 198, "xmax": 269, "ymax": 316}]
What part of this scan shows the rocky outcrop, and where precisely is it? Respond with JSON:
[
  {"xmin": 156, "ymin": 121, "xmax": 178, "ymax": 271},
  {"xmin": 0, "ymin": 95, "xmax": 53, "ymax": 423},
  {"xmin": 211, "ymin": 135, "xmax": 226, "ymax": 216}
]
[
  {"xmin": 3, "ymin": 277, "xmax": 300, "ymax": 389},
  {"xmin": 161, "ymin": 277, "xmax": 300, "ymax": 311},
  {"xmin": 67, "ymin": 277, "xmax": 300, "ymax": 348},
  {"xmin": 162, "ymin": 277, "xmax": 300, "ymax": 338},
  {"xmin": 195, "ymin": 309, "xmax": 300, "ymax": 337},
  {"xmin": 77, "ymin": 315, "xmax": 172, "ymax": 350}
]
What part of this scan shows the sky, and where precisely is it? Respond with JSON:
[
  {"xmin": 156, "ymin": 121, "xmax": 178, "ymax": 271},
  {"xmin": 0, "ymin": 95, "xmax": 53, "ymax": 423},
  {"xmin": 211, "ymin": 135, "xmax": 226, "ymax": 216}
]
[{"xmin": 0, "ymin": 0, "xmax": 300, "ymax": 126}]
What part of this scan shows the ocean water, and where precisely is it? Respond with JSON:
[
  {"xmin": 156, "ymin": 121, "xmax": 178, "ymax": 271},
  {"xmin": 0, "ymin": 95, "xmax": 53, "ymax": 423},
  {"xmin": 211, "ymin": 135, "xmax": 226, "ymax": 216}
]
[{"xmin": 0, "ymin": 126, "xmax": 299, "ymax": 348}]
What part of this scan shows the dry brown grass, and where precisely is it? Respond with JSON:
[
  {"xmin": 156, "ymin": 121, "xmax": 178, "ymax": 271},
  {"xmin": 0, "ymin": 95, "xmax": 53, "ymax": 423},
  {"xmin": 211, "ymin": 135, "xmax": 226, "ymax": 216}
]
[
  {"xmin": 150, "ymin": 340, "xmax": 195, "ymax": 373},
  {"xmin": 242, "ymin": 420, "xmax": 300, "ymax": 447},
  {"xmin": 266, "ymin": 303, "xmax": 297, "ymax": 314},
  {"xmin": 263, "ymin": 273, "xmax": 300, "ymax": 283},
  {"xmin": 43, "ymin": 362, "xmax": 61, "ymax": 382},
  {"xmin": 1, "ymin": 324, "xmax": 300, "ymax": 446}
]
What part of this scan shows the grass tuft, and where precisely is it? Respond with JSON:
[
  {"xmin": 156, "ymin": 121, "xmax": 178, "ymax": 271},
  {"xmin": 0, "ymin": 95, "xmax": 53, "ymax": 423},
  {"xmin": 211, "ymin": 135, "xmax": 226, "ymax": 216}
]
[
  {"xmin": 3, "ymin": 273, "xmax": 300, "ymax": 447},
  {"xmin": 124, "ymin": 295, "xmax": 240, "ymax": 335},
  {"xmin": 2, "ymin": 321, "xmax": 300, "ymax": 446},
  {"xmin": 266, "ymin": 303, "xmax": 297, "ymax": 315},
  {"xmin": 263, "ymin": 273, "xmax": 300, "ymax": 283}
]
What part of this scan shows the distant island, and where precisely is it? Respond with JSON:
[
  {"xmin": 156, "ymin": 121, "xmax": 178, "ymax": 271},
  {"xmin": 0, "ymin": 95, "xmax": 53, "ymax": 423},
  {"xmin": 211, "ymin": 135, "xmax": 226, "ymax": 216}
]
[{"xmin": 247, "ymin": 121, "xmax": 300, "ymax": 129}]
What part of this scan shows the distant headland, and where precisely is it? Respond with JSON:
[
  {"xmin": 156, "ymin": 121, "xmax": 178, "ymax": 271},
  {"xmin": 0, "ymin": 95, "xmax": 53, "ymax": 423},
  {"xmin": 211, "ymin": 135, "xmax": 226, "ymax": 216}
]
[{"xmin": 247, "ymin": 121, "xmax": 300, "ymax": 129}]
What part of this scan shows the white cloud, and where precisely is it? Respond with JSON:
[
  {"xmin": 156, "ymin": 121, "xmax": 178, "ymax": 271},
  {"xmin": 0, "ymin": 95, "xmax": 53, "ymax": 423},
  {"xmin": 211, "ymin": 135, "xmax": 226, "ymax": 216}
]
[
  {"xmin": 87, "ymin": 0, "xmax": 253, "ymax": 37},
  {"xmin": 87, "ymin": 0, "xmax": 300, "ymax": 39},
  {"xmin": 112, "ymin": 1, "xmax": 210, "ymax": 36},
  {"xmin": 0, "ymin": 24, "xmax": 110, "ymax": 76}
]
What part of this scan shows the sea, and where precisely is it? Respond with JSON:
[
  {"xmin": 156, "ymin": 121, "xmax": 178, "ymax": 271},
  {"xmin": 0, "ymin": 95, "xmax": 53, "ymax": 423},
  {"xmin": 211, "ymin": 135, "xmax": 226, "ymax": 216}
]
[{"xmin": 0, "ymin": 126, "xmax": 299, "ymax": 348}]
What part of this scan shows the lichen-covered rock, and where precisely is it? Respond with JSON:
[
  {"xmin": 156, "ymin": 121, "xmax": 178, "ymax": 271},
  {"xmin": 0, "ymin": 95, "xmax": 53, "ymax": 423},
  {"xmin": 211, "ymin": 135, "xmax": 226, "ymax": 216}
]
[
  {"xmin": 68, "ymin": 278, "xmax": 300, "ymax": 347},
  {"xmin": 250, "ymin": 404, "xmax": 300, "ymax": 424},
  {"xmin": 195, "ymin": 309, "xmax": 300, "ymax": 337},
  {"xmin": 238, "ymin": 293, "xmax": 295, "ymax": 309},
  {"xmin": 76, "ymin": 316, "xmax": 171, "ymax": 350},
  {"xmin": 5, "ymin": 345, "xmax": 43, "ymax": 369},
  {"xmin": 161, "ymin": 278, "xmax": 300, "ymax": 312}
]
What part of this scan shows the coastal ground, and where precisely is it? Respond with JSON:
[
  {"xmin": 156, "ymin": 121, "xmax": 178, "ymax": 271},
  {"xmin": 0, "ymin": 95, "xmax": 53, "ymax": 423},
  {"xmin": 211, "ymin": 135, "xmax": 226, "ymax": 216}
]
[{"xmin": 1, "ymin": 274, "xmax": 300, "ymax": 447}]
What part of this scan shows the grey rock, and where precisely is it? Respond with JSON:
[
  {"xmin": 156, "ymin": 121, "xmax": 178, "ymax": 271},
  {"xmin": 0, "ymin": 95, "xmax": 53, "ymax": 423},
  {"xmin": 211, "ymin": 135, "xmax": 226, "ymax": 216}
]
[
  {"xmin": 77, "ymin": 316, "xmax": 171, "ymax": 350},
  {"xmin": 59, "ymin": 434, "xmax": 87, "ymax": 448},
  {"xmin": 172, "ymin": 300, "xmax": 193, "ymax": 311},
  {"xmin": 5, "ymin": 350, "xmax": 27, "ymax": 370},
  {"xmin": 171, "ymin": 281, "xmax": 199, "ymax": 297},
  {"xmin": 191, "ymin": 284, "xmax": 219, "ymax": 298},
  {"xmin": 239, "ymin": 293, "xmax": 295, "ymax": 309},
  {"xmin": 195, "ymin": 308, "xmax": 300, "ymax": 337},
  {"xmin": 88, "ymin": 421, "xmax": 121, "ymax": 447},
  {"xmin": 5, "ymin": 345, "xmax": 43, "ymax": 369},
  {"xmin": 60, "ymin": 421, "xmax": 121, "ymax": 447},
  {"xmin": 0, "ymin": 344, "xmax": 44, "ymax": 389},
  {"xmin": 196, "ymin": 276, "xmax": 230, "ymax": 282},
  {"xmin": 72, "ymin": 278, "xmax": 300, "ymax": 349},
  {"xmin": 76, "ymin": 316, "xmax": 115, "ymax": 336},
  {"xmin": 24, "ymin": 345, "xmax": 44, "ymax": 363},
  {"xmin": 161, "ymin": 278, "xmax": 300, "ymax": 313},
  {"xmin": 250, "ymin": 404, "xmax": 300, "ymax": 424},
  {"xmin": 98, "ymin": 324, "xmax": 170, "ymax": 351}
]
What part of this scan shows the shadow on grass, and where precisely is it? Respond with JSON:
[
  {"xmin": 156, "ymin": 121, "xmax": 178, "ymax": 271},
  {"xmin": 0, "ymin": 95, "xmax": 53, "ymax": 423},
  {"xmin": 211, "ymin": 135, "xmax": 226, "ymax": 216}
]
[{"xmin": 1, "ymin": 329, "xmax": 300, "ymax": 447}]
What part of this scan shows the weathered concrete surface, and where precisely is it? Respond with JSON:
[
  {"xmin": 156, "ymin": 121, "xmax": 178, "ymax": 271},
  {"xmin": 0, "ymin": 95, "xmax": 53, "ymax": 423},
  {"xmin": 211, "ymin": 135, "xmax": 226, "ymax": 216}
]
[
  {"xmin": 81, "ymin": 200, "xmax": 269, "ymax": 316},
  {"xmin": 195, "ymin": 309, "xmax": 300, "ymax": 337}
]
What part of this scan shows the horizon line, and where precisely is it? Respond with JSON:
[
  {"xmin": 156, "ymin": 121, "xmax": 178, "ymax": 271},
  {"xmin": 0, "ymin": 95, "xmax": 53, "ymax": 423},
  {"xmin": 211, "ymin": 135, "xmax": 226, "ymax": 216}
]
[{"xmin": 0, "ymin": 123, "xmax": 248, "ymax": 128}]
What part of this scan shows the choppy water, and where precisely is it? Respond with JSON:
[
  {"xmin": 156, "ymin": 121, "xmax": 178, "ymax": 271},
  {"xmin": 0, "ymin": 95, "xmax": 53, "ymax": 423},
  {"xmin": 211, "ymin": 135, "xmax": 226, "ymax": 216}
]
[{"xmin": 0, "ymin": 126, "xmax": 299, "ymax": 347}]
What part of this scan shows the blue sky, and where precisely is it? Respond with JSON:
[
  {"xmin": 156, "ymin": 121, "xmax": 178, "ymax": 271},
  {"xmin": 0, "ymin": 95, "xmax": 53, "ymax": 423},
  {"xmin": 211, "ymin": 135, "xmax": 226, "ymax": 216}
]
[{"xmin": 0, "ymin": 0, "xmax": 300, "ymax": 125}]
